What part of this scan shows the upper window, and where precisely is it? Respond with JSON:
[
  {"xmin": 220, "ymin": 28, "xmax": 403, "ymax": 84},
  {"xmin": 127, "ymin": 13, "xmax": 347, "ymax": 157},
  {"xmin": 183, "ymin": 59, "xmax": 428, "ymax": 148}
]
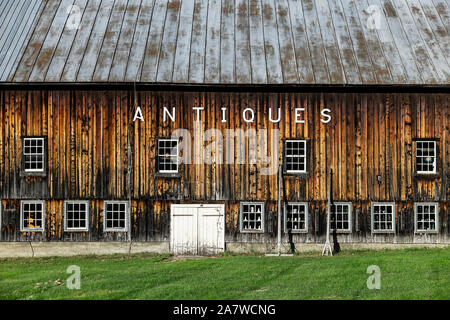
[
  {"xmin": 284, "ymin": 202, "xmax": 308, "ymax": 233},
  {"xmin": 240, "ymin": 202, "xmax": 264, "ymax": 232},
  {"xmin": 415, "ymin": 141, "xmax": 437, "ymax": 174},
  {"xmin": 414, "ymin": 203, "xmax": 439, "ymax": 233},
  {"xmin": 371, "ymin": 202, "xmax": 395, "ymax": 233},
  {"xmin": 157, "ymin": 139, "xmax": 178, "ymax": 173},
  {"xmin": 331, "ymin": 202, "xmax": 352, "ymax": 233},
  {"xmin": 22, "ymin": 137, "xmax": 46, "ymax": 174},
  {"xmin": 64, "ymin": 201, "xmax": 89, "ymax": 232},
  {"xmin": 284, "ymin": 140, "xmax": 308, "ymax": 174},
  {"xmin": 104, "ymin": 201, "xmax": 128, "ymax": 232},
  {"xmin": 20, "ymin": 200, "xmax": 45, "ymax": 232}
]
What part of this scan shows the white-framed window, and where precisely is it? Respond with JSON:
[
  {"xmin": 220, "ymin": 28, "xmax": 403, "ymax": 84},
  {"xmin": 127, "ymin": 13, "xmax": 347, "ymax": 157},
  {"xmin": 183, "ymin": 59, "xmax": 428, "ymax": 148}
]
[
  {"xmin": 20, "ymin": 200, "xmax": 45, "ymax": 232},
  {"xmin": 23, "ymin": 137, "xmax": 45, "ymax": 172},
  {"xmin": 284, "ymin": 140, "xmax": 308, "ymax": 174},
  {"xmin": 371, "ymin": 202, "xmax": 395, "ymax": 233},
  {"xmin": 415, "ymin": 141, "xmax": 437, "ymax": 174},
  {"xmin": 157, "ymin": 139, "xmax": 178, "ymax": 173},
  {"xmin": 103, "ymin": 201, "xmax": 128, "ymax": 232},
  {"xmin": 64, "ymin": 201, "xmax": 89, "ymax": 232},
  {"xmin": 414, "ymin": 202, "xmax": 439, "ymax": 233},
  {"xmin": 240, "ymin": 202, "xmax": 264, "ymax": 232},
  {"xmin": 284, "ymin": 202, "xmax": 308, "ymax": 233},
  {"xmin": 331, "ymin": 202, "xmax": 352, "ymax": 233}
]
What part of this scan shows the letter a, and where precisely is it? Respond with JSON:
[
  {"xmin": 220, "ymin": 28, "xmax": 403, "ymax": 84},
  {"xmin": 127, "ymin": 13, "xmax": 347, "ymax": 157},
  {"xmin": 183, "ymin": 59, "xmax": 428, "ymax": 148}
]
[
  {"xmin": 366, "ymin": 265, "xmax": 381, "ymax": 289},
  {"xmin": 133, "ymin": 106, "xmax": 144, "ymax": 122}
]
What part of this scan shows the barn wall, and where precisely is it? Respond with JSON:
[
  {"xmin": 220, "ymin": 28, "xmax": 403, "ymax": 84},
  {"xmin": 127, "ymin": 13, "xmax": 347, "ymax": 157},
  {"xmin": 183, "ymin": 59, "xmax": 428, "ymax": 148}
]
[
  {"xmin": 0, "ymin": 199, "xmax": 170, "ymax": 242},
  {"xmin": 0, "ymin": 90, "xmax": 448, "ymax": 242},
  {"xmin": 0, "ymin": 199, "xmax": 448, "ymax": 243}
]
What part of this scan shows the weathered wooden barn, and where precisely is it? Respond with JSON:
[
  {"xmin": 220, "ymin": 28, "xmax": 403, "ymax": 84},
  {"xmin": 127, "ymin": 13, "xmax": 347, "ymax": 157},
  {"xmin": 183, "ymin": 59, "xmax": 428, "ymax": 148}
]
[{"xmin": 0, "ymin": 0, "xmax": 449, "ymax": 254}]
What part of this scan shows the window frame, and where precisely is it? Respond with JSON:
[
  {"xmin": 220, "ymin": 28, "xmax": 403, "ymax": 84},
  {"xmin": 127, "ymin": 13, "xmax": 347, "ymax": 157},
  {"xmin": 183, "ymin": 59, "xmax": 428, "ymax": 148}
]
[
  {"xmin": 330, "ymin": 202, "xmax": 353, "ymax": 233},
  {"xmin": 414, "ymin": 140, "xmax": 437, "ymax": 175},
  {"xmin": 284, "ymin": 202, "xmax": 308, "ymax": 233},
  {"xmin": 371, "ymin": 202, "xmax": 396, "ymax": 234},
  {"xmin": 240, "ymin": 202, "xmax": 265, "ymax": 233},
  {"xmin": 64, "ymin": 200, "xmax": 90, "ymax": 232},
  {"xmin": 20, "ymin": 200, "xmax": 45, "ymax": 232},
  {"xmin": 21, "ymin": 136, "xmax": 47, "ymax": 176},
  {"xmin": 283, "ymin": 139, "xmax": 309, "ymax": 175},
  {"xmin": 414, "ymin": 202, "xmax": 439, "ymax": 234},
  {"xmin": 103, "ymin": 201, "xmax": 129, "ymax": 232},
  {"xmin": 156, "ymin": 138, "xmax": 179, "ymax": 175}
]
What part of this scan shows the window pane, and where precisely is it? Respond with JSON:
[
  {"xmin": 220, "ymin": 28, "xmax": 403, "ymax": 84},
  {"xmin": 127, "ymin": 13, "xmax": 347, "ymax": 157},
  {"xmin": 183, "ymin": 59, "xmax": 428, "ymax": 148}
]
[
  {"xmin": 158, "ymin": 140, "xmax": 178, "ymax": 172},
  {"xmin": 416, "ymin": 204, "xmax": 438, "ymax": 231},
  {"xmin": 373, "ymin": 204, "xmax": 394, "ymax": 231},
  {"xmin": 104, "ymin": 202, "xmax": 127, "ymax": 231},
  {"xmin": 23, "ymin": 138, "xmax": 45, "ymax": 172},
  {"xmin": 242, "ymin": 203, "xmax": 263, "ymax": 231},
  {"xmin": 22, "ymin": 202, "xmax": 44, "ymax": 230},
  {"xmin": 285, "ymin": 140, "xmax": 307, "ymax": 172},
  {"xmin": 65, "ymin": 202, "xmax": 88, "ymax": 230},
  {"xmin": 416, "ymin": 141, "xmax": 436, "ymax": 173}
]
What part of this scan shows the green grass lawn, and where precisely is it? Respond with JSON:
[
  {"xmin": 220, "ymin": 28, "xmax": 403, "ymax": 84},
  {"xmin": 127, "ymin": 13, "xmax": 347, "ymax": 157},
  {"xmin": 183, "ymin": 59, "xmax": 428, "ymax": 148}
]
[{"xmin": 0, "ymin": 247, "xmax": 449, "ymax": 300}]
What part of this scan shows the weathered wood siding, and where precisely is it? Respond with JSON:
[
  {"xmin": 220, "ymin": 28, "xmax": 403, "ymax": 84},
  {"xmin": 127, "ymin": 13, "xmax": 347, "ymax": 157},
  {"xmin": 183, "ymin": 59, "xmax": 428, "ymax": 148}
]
[
  {"xmin": 0, "ymin": 90, "xmax": 448, "ymax": 242},
  {"xmin": 1, "ymin": 199, "xmax": 449, "ymax": 243}
]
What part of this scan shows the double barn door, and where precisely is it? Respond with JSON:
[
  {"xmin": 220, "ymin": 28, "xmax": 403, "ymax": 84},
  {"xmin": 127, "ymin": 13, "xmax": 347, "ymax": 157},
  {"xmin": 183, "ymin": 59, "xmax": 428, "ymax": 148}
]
[{"xmin": 170, "ymin": 204, "xmax": 225, "ymax": 255}]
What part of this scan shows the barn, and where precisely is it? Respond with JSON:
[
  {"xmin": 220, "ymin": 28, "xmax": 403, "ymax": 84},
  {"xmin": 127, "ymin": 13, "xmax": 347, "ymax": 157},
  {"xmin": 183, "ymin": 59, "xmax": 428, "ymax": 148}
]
[{"xmin": 0, "ymin": 0, "xmax": 449, "ymax": 255}]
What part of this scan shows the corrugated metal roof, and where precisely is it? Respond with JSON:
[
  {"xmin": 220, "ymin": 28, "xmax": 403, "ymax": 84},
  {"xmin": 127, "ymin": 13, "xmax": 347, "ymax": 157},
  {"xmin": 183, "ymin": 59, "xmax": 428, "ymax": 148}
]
[
  {"xmin": 0, "ymin": 0, "xmax": 45, "ymax": 81},
  {"xmin": 1, "ymin": 0, "xmax": 449, "ymax": 85}
]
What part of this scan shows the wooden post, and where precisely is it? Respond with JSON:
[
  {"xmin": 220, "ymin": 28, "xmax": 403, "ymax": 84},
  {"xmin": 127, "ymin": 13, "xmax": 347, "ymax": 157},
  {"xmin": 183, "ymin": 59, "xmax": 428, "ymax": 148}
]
[
  {"xmin": 277, "ymin": 163, "xmax": 282, "ymax": 255},
  {"xmin": 266, "ymin": 163, "xmax": 292, "ymax": 256},
  {"xmin": 127, "ymin": 125, "xmax": 132, "ymax": 243},
  {"xmin": 127, "ymin": 80, "xmax": 139, "ymax": 244},
  {"xmin": 322, "ymin": 169, "xmax": 333, "ymax": 256}
]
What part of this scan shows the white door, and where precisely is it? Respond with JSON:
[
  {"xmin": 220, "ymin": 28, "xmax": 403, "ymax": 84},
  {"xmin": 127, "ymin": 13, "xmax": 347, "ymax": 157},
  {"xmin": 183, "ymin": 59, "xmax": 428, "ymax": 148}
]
[
  {"xmin": 171, "ymin": 204, "xmax": 225, "ymax": 255},
  {"xmin": 171, "ymin": 206, "xmax": 198, "ymax": 255}
]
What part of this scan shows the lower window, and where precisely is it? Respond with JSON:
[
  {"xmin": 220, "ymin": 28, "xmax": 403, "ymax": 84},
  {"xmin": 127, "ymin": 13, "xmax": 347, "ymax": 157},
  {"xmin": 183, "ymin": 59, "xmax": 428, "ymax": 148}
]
[
  {"xmin": 414, "ymin": 203, "xmax": 439, "ymax": 233},
  {"xmin": 331, "ymin": 202, "xmax": 352, "ymax": 233},
  {"xmin": 64, "ymin": 201, "xmax": 89, "ymax": 232},
  {"xmin": 371, "ymin": 202, "xmax": 395, "ymax": 233},
  {"xmin": 240, "ymin": 202, "xmax": 264, "ymax": 232},
  {"xmin": 284, "ymin": 202, "xmax": 308, "ymax": 233},
  {"xmin": 104, "ymin": 201, "xmax": 128, "ymax": 232},
  {"xmin": 20, "ymin": 200, "xmax": 45, "ymax": 232}
]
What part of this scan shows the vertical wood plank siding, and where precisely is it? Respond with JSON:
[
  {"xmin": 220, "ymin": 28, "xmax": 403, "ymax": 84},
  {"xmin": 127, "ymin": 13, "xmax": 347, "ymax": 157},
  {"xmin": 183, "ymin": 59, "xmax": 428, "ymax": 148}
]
[{"xmin": 0, "ymin": 90, "xmax": 448, "ymax": 242}]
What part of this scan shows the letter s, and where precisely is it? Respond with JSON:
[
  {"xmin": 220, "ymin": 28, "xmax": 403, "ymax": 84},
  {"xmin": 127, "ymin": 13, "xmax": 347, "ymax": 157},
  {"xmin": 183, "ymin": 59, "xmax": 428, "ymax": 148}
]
[{"xmin": 320, "ymin": 108, "xmax": 332, "ymax": 124}]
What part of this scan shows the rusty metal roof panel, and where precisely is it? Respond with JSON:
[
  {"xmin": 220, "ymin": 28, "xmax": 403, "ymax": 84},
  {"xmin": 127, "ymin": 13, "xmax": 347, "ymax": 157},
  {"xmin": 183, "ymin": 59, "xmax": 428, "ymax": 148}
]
[
  {"xmin": 0, "ymin": 0, "xmax": 45, "ymax": 81},
  {"xmin": 1, "ymin": 0, "xmax": 449, "ymax": 85}
]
